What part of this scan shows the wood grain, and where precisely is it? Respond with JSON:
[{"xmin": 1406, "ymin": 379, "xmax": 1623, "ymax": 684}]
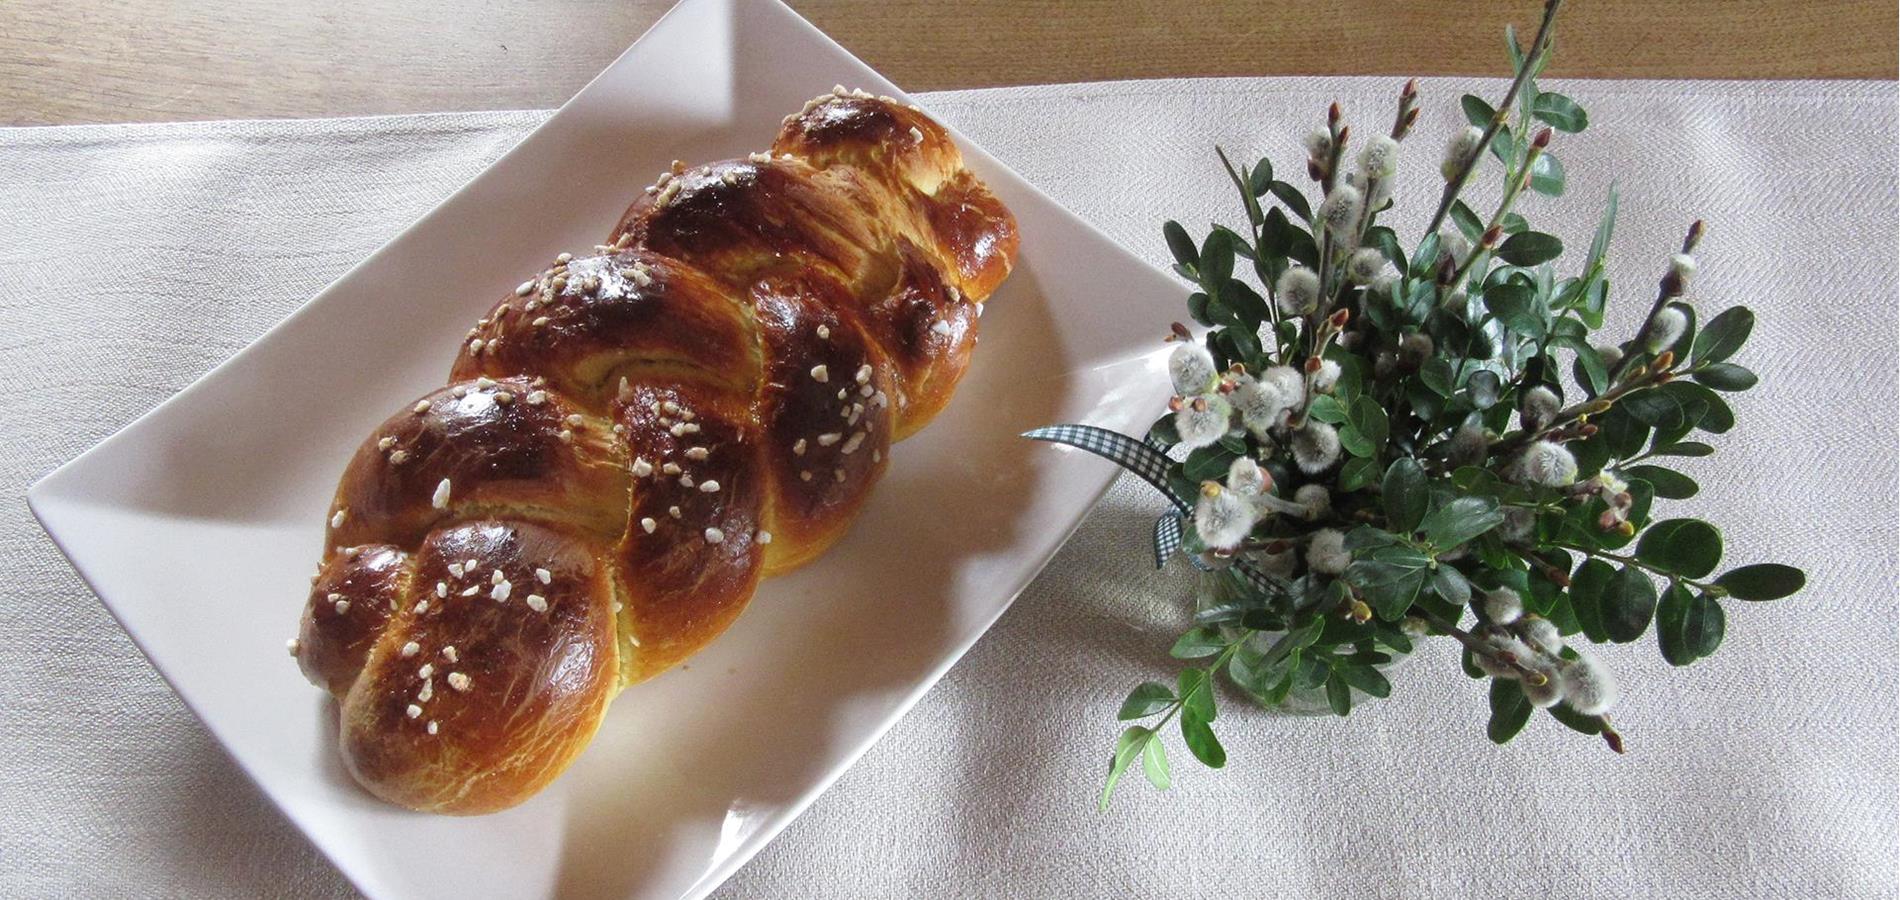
[{"xmin": 2, "ymin": 0, "xmax": 1893, "ymax": 126}]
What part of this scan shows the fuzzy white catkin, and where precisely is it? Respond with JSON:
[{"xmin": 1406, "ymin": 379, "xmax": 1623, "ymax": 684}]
[
  {"xmin": 1303, "ymin": 129, "xmax": 1332, "ymax": 159},
  {"xmin": 1359, "ymin": 135, "xmax": 1400, "ymax": 178},
  {"xmin": 1225, "ymin": 457, "xmax": 1267, "ymax": 496},
  {"xmin": 1291, "ymin": 421, "xmax": 1342, "ymax": 473},
  {"xmin": 1483, "ymin": 586, "xmax": 1524, "ymax": 624},
  {"xmin": 1276, "ymin": 267, "xmax": 1321, "ymax": 316},
  {"xmin": 1449, "ymin": 421, "xmax": 1488, "ymax": 469},
  {"xmin": 1644, "ymin": 305, "xmax": 1689, "ymax": 353},
  {"xmin": 1500, "ymin": 505, "xmax": 1536, "ymax": 542},
  {"xmin": 1312, "ymin": 359, "xmax": 1342, "ymax": 394},
  {"xmin": 1562, "ymin": 650, "xmax": 1620, "ymax": 715},
  {"xmin": 1306, "ymin": 528, "xmax": 1350, "ymax": 575},
  {"xmin": 1173, "ymin": 395, "xmax": 1232, "ymax": 449},
  {"xmin": 1523, "ymin": 666, "xmax": 1567, "ymax": 708},
  {"xmin": 1520, "ymin": 385, "xmax": 1561, "ymax": 430},
  {"xmin": 1316, "ymin": 183, "xmax": 1364, "ymax": 237},
  {"xmin": 1476, "ymin": 635, "xmax": 1535, "ymax": 679},
  {"xmin": 1513, "ymin": 440, "xmax": 1579, "ymax": 487},
  {"xmin": 1347, "ymin": 171, "xmax": 1393, "ymax": 210},
  {"xmin": 1168, "ymin": 342, "xmax": 1218, "ymax": 396},
  {"xmin": 1670, "ymin": 253, "xmax": 1697, "ymax": 283},
  {"xmin": 1347, "ymin": 248, "xmax": 1387, "ymax": 283},
  {"xmin": 1261, "ymin": 365, "xmax": 1304, "ymax": 399},
  {"xmin": 1442, "ymin": 125, "xmax": 1485, "ymax": 180},
  {"xmin": 1438, "ymin": 229, "xmax": 1472, "ymax": 267},
  {"xmin": 1231, "ymin": 377, "xmax": 1293, "ymax": 436},
  {"xmin": 1194, "ymin": 487, "xmax": 1256, "ymax": 550},
  {"xmin": 1595, "ymin": 343, "xmax": 1623, "ymax": 369},
  {"xmin": 1519, "ymin": 616, "xmax": 1563, "ymax": 654},
  {"xmin": 1294, "ymin": 484, "xmax": 1331, "ymax": 520}
]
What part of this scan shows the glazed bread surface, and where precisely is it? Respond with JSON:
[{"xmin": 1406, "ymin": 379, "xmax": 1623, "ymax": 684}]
[{"xmin": 291, "ymin": 89, "xmax": 1018, "ymax": 814}]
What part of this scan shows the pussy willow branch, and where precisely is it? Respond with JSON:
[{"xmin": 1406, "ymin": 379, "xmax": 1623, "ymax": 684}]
[
  {"xmin": 1412, "ymin": 603, "xmax": 1547, "ymax": 683},
  {"xmin": 1424, "ymin": 0, "xmax": 1565, "ymax": 237}
]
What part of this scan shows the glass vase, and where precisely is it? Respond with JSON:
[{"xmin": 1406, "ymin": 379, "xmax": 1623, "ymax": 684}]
[{"xmin": 1191, "ymin": 567, "xmax": 1410, "ymax": 716}]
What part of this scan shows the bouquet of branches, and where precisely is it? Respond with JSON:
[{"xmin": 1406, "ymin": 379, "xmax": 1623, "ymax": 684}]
[{"xmin": 1027, "ymin": 0, "xmax": 1806, "ymax": 808}]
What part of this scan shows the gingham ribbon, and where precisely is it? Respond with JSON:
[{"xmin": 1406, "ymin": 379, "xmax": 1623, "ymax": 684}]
[
  {"xmin": 1025, "ymin": 424, "xmax": 1289, "ymax": 598},
  {"xmin": 1022, "ymin": 424, "xmax": 1191, "ymax": 512}
]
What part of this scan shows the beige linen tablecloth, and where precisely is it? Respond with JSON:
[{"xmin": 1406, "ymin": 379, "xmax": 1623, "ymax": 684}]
[{"xmin": 1, "ymin": 77, "xmax": 1893, "ymax": 898}]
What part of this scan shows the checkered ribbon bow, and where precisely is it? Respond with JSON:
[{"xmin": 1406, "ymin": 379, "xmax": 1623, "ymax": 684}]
[{"xmin": 1022, "ymin": 424, "xmax": 1289, "ymax": 597}]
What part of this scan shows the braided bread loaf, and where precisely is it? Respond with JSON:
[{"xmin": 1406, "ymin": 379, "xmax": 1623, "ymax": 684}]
[{"xmin": 290, "ymin": 89, "xmax": 1017, "ymax": 814}]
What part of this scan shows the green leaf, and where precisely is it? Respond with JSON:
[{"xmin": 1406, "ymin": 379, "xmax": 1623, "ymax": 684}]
[
  {"xmin": 1716, "ymin": 564, "xmax": 1806, "ymax": 601},
  {"xmin": 1215, "ymin": 147, "xmax": 1265, "ymax": 227},
  {"xmin": 1163, "ymin": 221, "xmax": 1198, "ymax": 270},
  {"xmin": 1623, "ymin": 465, "xmax": 1698, "ymax": 500},
  {"xmin": 1180, "ymin": 707, "xmax": 1227, "ymax": 768},
  {"xmin": 1549, "ymin": 703, "xmax": 1604, "ymax": 735},
  {"xmin": 1660, "ymin": 585, "xmax": 1726, "ymax": 666},
  {"xmin": 1636, "ymin": 518, "xmax": 1723, "ymax": 579},
  {"xmin": 1183, "ymin": 444, "xmax": 1240, "ymax": 482},
  {"xmin": 1604, "ymin": 565, "xmax": 1659, "ymax": 643},
  {"xmin": 1338, "ymin": 424, "xmax": 1372, "ymax": 459},
  {"xmin": 1269, "ymin": 180, "xmax": 1312, "ymax": 223},
  {"xmin": 1432, "ymin": 565, "xmax": 1473, "ymax": 607},
  {"xmin": 1664, "ymin": 381, "xmax": 1734, "ymax": 434},
  {"xmin": 1170, "ymin": 627, "xmax": 1227, "ymax": 659},
  {"xmin": 1221, "ymin": 278, "xmax": 1270, "ymax": 331},
  {"xmin": 1186, "ymin": 291, "xmax": 1214, "ymax": 327},
  {"xmin": 1461, "ymin": 94, "xmax": 1497, "ymax": 129},
  {"xmin": 1199, "ymin": 229, "xmax": 1235, "ymax": 288},
  {"xmin": 1693, "ymin": 363, "xmax": 1758, "ymax": 391},
  {"xmin": 1333, "ymin": 662, "xmax": 1392, "ymax": 699},
  {"xmin": 1178, "ymin": 668, "xmax": 1217, "ymax": 723},
  {"xmin": 1118, "ymin": 682, "xmax": 1175, "ymax": 720},
  {"xmin": 1531, "ymin": 91, "xmax": 1589, "ymax": 132},
  {"xmin": 1346, "ymin": 560, "xmax": 1429, "ymax": 621},
  {"xmin": 1419, "ymin": 357, "xmax": 1457, "ymax": 396},
  {"xmin": 1382, "ymin": 458, "xmax": 1429, "ymax": 533},
  {"xmin": 1307, "ymin": 394, "xmax": 1349, "ymax": 424},
  {"xmin": 1530, "ymin": 152, "xmax": 1565, "ymax": 197},
  {"xmin": 1420, "ymin": 496, "xmax": 1506, "ymax": 549},
  {"xmin": 1656, "ymin": 583, "xmax": 1696, "ymax": 666},
  {"xmin": 1598, "ymin": 405, "xmax": 1652, "ymax": 459},
  {"xmin": 1451, "ymin": 201, "xmax": 1485, "ymax": 243},
  {"xmin": 1350, "ymin": 395, "xmax": 1390, "ymax": 451},
  {"xmin": 1501, "ymin": 212, "xmax": 1530, "ymax": 234},
  {"xmin": 1325, "ymin": 671, "xmax": 1353, "ymax": 716},
  {"xmin": 1338, "ymin": 456, "xmax": 1380, "ymax": 492},
  {"xmin": 1567, "ymin": 337, "xmax": 1610, "ymax": 396},
  {"xmin": 1693, "ymin": 306, "xmax": 1754, "ymax": 364},
  {"xmin": 1488, "ymin": 678, "xmax": 1533, "ymax": 744},
  {"xmin": 1484, "ymin": 279, "xmax": 1549, "ymax": 339},
  {"xmin": 1249, "ymin": 157, "xmax": 1274, "ymax": 197},
  {"xmin": 1140, "ymin": 730, "xmax": 1173, "ymax": 789},
  {"xmin": 1102, "ymin": 726, "xmax": 1152, "ymax": 809},
  {"xmin": 1622, "ymin": 388, "xmax": 1688, "ymax": 433},
  {"xmin": 1585, "ymin": 184, "xmax": 1618, "ymax": 276},
  {"xmin": 1497, "ymin": 232, "xmax": 1565, "ymax": 267},
  {"xmin": 1651, "ymin": 441, "xmax": 1714, "ymax": 458}
]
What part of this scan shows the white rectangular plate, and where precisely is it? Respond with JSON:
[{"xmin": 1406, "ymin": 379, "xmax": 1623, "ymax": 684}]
[{"xmin": 27, "ymin": 0, "xmax": 1175, "ymax": 896}]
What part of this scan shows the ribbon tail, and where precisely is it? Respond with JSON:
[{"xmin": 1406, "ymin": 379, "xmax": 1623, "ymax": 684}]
[{"xmin": 1022, "ymin": 424, "xmax": 1192, "ymax": 512}]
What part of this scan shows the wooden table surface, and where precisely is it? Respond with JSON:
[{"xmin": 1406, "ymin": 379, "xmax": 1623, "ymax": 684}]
[{"xmin": 4, "ymin": 0, "xmax": 1894, "ymax": 126}]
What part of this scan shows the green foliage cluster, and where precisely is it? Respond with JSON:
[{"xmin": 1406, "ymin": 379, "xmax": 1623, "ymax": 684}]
[{"xmin": 1089, "ymin": 2, "xmax": 1805, "ymax": 809}]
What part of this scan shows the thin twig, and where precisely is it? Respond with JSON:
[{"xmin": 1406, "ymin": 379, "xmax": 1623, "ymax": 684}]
[{"xmin": 1423, "ymin": 0, "xmax": 1565, "ymax": 237}]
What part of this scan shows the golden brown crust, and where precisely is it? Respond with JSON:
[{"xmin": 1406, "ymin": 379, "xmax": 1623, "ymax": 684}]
[
  {"xmin": 298, "ymin": 545, "xmax": 408, "ymax": 695},
  {"xmin": 338, "ymin": 521, "xmax": 618, "ymax": 814},
  {"xmin": 293, "ymin": 91, "xmax": 1017, "ymax": 814}
]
